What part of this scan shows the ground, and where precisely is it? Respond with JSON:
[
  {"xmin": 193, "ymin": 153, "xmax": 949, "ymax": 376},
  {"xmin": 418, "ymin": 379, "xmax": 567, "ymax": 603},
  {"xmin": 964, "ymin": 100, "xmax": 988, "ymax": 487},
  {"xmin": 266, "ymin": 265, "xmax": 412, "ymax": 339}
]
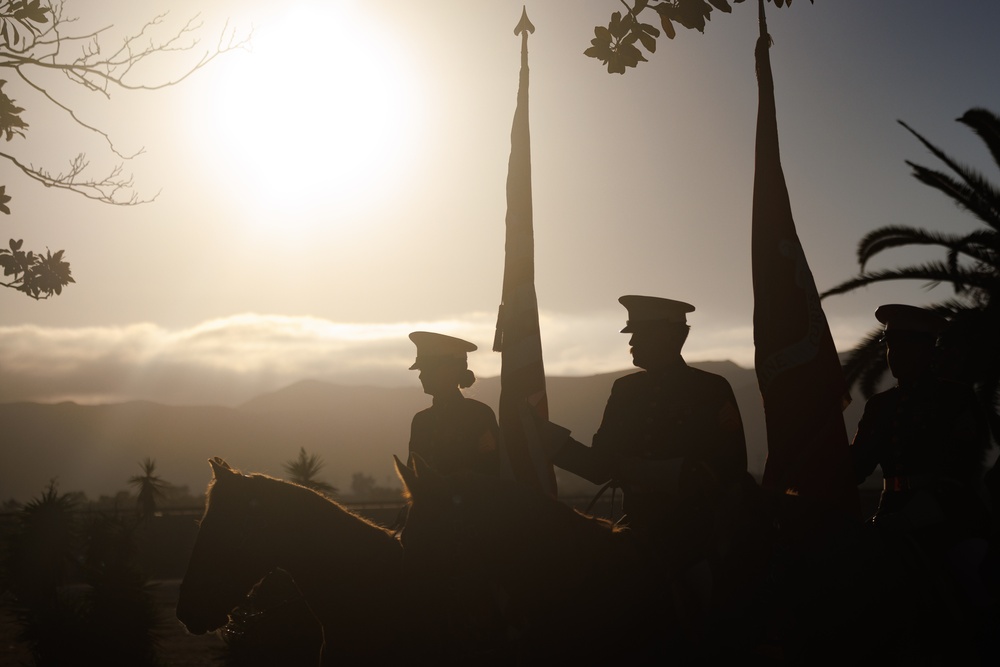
[{"xmin": 0, "ymin": 580, "xmax": 227, "ymax": 667}]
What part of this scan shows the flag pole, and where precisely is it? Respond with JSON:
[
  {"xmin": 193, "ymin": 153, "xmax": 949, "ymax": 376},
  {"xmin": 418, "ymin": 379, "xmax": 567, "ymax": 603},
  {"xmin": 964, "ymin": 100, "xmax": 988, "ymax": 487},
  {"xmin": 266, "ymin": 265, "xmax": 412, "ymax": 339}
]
[
  {"xmin": 494, "ymin": 7, "xmax": 558, "ymax": 497},
  {"xmin": 751, "ymin": 0, "xmax": 859, "ymax": 519}
]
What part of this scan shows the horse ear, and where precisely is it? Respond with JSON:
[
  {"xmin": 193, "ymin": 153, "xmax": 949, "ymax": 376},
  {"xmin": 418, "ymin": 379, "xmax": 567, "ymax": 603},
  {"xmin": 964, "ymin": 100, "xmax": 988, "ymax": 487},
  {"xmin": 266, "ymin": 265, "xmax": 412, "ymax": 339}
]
[
  {"xmin": 209, "ymin": 457, "xmax": 236, "ymax": 480},
  {"xmin": 394, "ymin": 455, "xmax": 420, "ymax": 496},
  {"xmin": 410, "ymin": 452, "xmax": 445, "ymax": 484}
]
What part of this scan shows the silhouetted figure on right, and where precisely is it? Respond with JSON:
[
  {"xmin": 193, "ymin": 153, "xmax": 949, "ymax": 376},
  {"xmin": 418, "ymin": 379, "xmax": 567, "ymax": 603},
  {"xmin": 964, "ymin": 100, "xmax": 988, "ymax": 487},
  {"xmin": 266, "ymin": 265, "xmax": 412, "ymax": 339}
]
[{"xmin": 850, "ymin": 304, "xmax": 996, "ymax": 660}]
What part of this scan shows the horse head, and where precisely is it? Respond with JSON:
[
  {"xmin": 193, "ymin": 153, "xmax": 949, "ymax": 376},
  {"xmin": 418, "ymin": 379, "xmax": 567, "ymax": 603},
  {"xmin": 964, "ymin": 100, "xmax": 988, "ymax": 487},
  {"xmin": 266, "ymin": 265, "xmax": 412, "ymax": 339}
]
[{"xmin": 177, "ymin": 457, "xmax": 280, "ymax": 635}]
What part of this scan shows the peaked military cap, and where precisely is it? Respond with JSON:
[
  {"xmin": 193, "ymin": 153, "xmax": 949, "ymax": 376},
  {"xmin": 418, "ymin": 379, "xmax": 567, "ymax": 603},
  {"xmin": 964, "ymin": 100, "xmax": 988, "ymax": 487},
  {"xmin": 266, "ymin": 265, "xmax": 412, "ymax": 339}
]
[
  {"xmin": 408, "ymin": 331, "xmax": 477, "ymax": 370},
  {"xmin": 875, "ymin": 304, "xmax": 948, "ymax": 336},
  {"xmin": 619, "ymin": 295, "xmax": 695, "ymax": 333}
]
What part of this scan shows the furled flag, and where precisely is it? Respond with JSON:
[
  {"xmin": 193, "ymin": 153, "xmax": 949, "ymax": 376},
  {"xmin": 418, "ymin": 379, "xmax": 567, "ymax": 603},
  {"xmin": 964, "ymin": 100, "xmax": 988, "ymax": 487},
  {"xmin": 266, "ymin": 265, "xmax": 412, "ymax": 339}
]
[
  {"xmin": 751, "ymin": 2, "xmax": 859, "ymax": 519},
  {"xmin": 493, "ymin": 8, "xmax": 558, "ymax": 498}
]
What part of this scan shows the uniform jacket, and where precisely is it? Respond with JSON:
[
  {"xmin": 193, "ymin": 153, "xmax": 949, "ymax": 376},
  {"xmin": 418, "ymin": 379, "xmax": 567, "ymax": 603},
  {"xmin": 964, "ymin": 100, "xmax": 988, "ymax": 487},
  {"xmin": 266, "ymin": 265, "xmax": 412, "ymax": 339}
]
[
  {"xmin": 408, "ymin": 391, "xmax": 501, "ymax": 477},
  {"xmin": 851, "ymin": 377, "xmax": 988, "ymax": 487},
  {"xmin": 554, "ymin": 361, "xmax": 748, "ymax": 532},
  {"xmin": 851, "ymin": 376, "xmax": 991, "ymax": 534}
]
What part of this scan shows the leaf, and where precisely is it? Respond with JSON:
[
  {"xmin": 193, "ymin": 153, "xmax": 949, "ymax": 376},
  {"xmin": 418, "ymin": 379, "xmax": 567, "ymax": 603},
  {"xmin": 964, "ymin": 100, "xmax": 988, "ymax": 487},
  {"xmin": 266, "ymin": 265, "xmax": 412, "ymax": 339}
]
[
  {"xmin": 10, "ymin": 238, "xmax": 22, "ymax": 251},
  {"xmin": 660, "ymin": 15, "xmax": 676, "ymax": 40},
  {"xmin": 584, "ymin": 44, "xmax": 611, "ymax": 62},
  {"xmin": 638, "ymin": 30, "xmax": 656, "ymax": 53},
  {"xmin": 23, "ymin": 1, "xmax": 51, "ymax": 25},
  {"xmin": 620, "ymin": 43, "xmax": 647, "ymax": 68},
  {"xmin": 708, "ymin": 0, "xmax": 733, "ymax": 11},
  {"xmin": 610, "ymin": 12, "xmax": 629, "ymax": 39},
  {"xmin": 0, "ymin": 185, "xmax": 10, "ymax": 215}
]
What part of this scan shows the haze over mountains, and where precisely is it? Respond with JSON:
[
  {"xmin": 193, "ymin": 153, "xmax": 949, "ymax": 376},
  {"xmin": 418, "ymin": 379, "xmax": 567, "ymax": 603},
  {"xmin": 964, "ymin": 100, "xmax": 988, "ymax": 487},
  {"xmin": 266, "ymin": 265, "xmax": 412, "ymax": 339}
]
[{"xmin": 1, "ymin": 361, "xmax": 873, "ymax": 504}]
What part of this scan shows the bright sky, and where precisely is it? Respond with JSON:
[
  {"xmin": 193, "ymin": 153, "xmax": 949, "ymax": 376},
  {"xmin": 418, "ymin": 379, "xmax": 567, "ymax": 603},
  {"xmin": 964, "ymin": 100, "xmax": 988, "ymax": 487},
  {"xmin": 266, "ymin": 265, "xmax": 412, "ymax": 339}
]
[{"xmin": 2, "ymin": 0, "xmax": 999, "ymax": 405}]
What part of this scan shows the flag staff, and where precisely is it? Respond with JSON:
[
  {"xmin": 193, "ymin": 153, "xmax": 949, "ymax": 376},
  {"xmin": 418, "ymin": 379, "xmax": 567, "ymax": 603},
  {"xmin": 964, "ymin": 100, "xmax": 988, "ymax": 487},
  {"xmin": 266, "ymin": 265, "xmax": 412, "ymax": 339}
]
[
  {"xmin": 494, "ymin": 7, "xmax": 557, "ymax": 497},
  {"xmin": 751, "ymin": 0, "xmax": 859, "ymax": 519}
]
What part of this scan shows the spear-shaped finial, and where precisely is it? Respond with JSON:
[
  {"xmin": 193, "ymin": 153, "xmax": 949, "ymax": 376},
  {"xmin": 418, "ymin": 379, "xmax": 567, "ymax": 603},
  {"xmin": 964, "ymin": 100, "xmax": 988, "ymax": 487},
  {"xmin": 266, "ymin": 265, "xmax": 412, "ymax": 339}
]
[
  {"xmin": 514, "ymin": 6, "xmax": 535, "ymax": 37},
  {"xmin": 515, "ymin": 7, "xmax": 534, "ymax": 66}
]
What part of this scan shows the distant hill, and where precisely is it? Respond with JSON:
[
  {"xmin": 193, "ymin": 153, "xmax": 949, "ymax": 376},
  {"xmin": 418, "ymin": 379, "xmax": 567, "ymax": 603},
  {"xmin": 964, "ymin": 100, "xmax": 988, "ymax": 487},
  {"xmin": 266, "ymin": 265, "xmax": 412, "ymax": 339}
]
[{"xmin": 0, "ymin": 362, "xmax": 871, "ymax": 504}]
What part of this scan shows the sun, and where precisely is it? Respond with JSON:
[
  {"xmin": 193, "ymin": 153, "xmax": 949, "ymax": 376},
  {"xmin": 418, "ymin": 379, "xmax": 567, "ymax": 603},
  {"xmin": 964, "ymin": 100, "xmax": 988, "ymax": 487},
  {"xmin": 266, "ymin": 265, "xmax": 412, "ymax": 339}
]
[{"xmin": 199, "ymin": 3, "xmax": 425, "ymax": 220}]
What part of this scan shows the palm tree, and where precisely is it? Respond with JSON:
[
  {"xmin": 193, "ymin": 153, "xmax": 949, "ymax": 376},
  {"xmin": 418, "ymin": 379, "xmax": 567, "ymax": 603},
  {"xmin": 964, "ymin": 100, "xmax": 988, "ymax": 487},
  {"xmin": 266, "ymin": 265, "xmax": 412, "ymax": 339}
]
[
  {"xmin": 127, "ymin": 458, "xmax": 169, "ymax": 522},
  {"xmin": 821, "ymin": 108, "xmax": 1000, "ymax": 440},
  {"xmin": 283, "ymin": 447, "xmax": 337, "ymax": 496}
]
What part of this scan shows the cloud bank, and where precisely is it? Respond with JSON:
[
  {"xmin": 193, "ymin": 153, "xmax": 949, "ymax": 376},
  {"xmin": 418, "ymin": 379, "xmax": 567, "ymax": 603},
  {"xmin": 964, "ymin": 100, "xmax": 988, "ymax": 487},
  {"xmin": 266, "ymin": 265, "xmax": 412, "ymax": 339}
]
[{"xmin": 0, "ymin": 312, "xmax": 770, "ymax": 406}]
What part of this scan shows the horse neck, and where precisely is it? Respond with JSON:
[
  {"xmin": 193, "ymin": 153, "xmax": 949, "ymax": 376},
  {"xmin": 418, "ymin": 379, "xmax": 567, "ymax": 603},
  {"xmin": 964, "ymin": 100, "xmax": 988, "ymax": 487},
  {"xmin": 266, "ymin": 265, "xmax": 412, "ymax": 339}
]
[{"xmin": 266, "ymin": 487, "xmax": 402, "ymax": 600}]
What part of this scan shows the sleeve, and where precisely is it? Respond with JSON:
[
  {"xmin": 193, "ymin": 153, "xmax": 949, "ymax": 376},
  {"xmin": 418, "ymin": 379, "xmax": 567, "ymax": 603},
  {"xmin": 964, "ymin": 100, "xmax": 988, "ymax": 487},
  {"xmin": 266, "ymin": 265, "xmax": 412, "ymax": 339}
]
[
  {"xmin": 475, "ymin": 404, "xmax": 502, "ymax": 476},
  {"xmin": 549, "ymin": 379, "xmax": 628, "ymax": 486},
  {"xmin": 407, "ymin": 412, "xmax": 426, "ymax": 468},
  {"xmin": 946, "ymin": 386, "xmax": 992, "ymax": 481},
  {"xmin": 706, "ymin": 380, "xmax": 749, "ymax": 487},
  {"xmin": 850, "ymin": 399, "xmax": 882, "ymax": 485},
  {"xmin": 406, "ymin": 415, "xmax": 420, "ymax": 468},
  {"xmin": 590, "ymin": 378, "xmax": 628, "ymax": 457},
  {"xmin": 680, "ymin": 378, "xmax": 747, "ymax": 495}
]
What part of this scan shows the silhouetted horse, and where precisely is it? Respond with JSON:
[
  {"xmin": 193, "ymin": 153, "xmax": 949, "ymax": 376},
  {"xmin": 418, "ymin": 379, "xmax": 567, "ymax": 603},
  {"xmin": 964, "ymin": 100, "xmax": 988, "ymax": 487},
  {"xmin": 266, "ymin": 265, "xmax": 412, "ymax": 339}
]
[
  {"xmin": 394, "ymin": 454, "xmax": 777, "ymax": 663},
  {"xmin": 176, "ymin": 458, "xmax": 465, "ymax": 666},
  {"xmin": 396, "ymin": 454, "xmax": 993, "ymax": 665}
]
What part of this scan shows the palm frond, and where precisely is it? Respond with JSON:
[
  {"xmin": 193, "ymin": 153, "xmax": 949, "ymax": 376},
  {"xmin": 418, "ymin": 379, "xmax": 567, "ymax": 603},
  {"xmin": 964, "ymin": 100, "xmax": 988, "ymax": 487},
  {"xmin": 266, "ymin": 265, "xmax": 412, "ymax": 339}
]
[
  {"xmin": 855, "ymin": 225, "xmax": 978, "ymax": 270},
  {"xmin": 941, "ymin": 235, "xmax": 1000, "ymax": 271},
  {"xmin": 821, "ymin": 262, "xmax": 993, "ymax": 299},
  {"xmin": 957, "ymin": 108, "xmax": 1000, "ymax": 178},
  {"xmin": 831, "ymin": 108, "xmax": 1000, "ymax": 441},
  {"xmin": 905, "ymin": 161, "xmax": 1000, "ymax": 231}
]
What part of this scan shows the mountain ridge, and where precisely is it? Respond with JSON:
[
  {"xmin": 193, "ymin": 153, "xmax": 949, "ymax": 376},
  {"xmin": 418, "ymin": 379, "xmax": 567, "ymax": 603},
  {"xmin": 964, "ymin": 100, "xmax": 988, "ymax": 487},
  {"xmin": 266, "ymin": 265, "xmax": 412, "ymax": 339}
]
[{"xmin": 1, "ymin": 362, "xmax": 870, "ymax": 504}]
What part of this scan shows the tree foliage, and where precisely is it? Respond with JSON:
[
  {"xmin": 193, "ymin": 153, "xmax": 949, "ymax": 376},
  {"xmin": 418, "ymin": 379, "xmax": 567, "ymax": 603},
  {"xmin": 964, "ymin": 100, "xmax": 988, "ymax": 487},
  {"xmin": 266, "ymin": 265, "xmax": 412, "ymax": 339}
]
[
  {"xmin": 2, "ymin": 478, "xmax": 161, "ymax": 665},
  {"xmin": 821, "ymin": 108, "xmax": 1000, "ymax": 440},
  {"xmin": 0, "ymin": 0, "xmax": 248, "ymax": 298},
  {"xmin": 585, "ymin": 0, "xmax": 810, "ymax": 74},
  {"xmin": 127, "ymin": 457, "xmax": 170, "ymax": 521},
  {"xmin": 0, "ymin": 236, "xmax": 72, "ymax": 298},
  {"xmin": 283, "ymin": 447, "xmax": 337, "ymax": 496}
]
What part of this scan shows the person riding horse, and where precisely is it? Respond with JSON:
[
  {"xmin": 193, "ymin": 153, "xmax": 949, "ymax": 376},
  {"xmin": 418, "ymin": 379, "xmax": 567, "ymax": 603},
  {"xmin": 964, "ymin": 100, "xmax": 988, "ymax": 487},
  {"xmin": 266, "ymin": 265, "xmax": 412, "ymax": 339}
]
[
  {"xmin": 538, "ymin": 295, "xmax": 759, "ymax": 650},
  {"xmin": 406, "ymin": 331, "xmax": 502, "ymax": 478}
]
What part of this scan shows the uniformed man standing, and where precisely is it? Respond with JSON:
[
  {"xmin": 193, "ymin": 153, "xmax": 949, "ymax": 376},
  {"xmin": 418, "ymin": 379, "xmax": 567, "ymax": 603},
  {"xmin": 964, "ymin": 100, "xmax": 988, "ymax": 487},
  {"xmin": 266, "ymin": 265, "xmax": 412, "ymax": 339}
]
[
  {"xmin": 850, "ymin": 304, "xmax": 996, "ymax": 658},
  {"xmin": 407, "ymin": 331, "xmax": 502, "ymax": 478},
  {"xmin": 850, "ymin": 304, "xmax": 991, "ymax": 531}
]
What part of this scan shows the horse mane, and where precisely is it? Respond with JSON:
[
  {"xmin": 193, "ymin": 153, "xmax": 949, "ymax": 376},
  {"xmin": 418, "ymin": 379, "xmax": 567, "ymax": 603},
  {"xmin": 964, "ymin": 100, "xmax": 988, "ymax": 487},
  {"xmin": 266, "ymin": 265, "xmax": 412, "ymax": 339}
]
[{"xmin": 205, "ymin": 468, "xmax": 396, "ymax": 541}]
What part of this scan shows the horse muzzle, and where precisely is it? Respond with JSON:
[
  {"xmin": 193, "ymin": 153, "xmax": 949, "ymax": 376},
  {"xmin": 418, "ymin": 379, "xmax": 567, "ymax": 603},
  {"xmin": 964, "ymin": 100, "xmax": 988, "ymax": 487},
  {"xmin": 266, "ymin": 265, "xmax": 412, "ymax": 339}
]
[{"xmin": 176, "ymin": 582, "xmax": 231, "ymax": 635}]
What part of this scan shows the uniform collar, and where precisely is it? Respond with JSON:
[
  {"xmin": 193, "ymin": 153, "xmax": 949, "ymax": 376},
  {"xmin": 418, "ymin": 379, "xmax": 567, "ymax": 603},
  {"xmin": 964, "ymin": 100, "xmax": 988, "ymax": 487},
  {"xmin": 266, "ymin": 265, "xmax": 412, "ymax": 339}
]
[
  {"xmin": 431, "ymin": 388, "xmax": 464, "ymax": 407},
  {"xmin": 643, "ymin": 357, "xmax": 688, "ymax": 378}
]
